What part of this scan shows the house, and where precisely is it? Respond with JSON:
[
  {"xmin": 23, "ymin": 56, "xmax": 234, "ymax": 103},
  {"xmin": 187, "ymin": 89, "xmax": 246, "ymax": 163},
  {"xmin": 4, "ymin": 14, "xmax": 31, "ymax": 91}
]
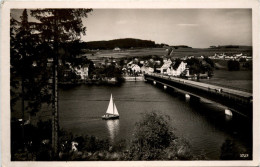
[
  {"xmin": 130, "ymin": 64, "xmax": 141, "ymax": 73},
  {"xmin": 235, "ymin": 53, "xmax": 243, "ymax": 58},
  {"xmin": 127, "ymin": 61, "xmax": 133, "ymax": 68},
  {"xmin": 155, "ymin": 60, "xmax": 161, "ymax": 65},
  {"xmin": 133, "ymin": 58, "xmax": 139, "ymax": 64},
  {"xmin": 74, "ymin": 65, "xmax": 89, "ymax": 80},
  {"xmin": 167, "ymin": 61, "xmax": 188, "ymax": 76},
  {"xmin": 140, "ymin": 66, "xmax": 154, "ymax": 74},
  {"xmin": 114, "ymin": 47, "xmax": 121, "ymax": 51},
  {"xmin": 122, "ymin": 67, "xmax": 127, "ymax": 74},
  {"xmin": 160, "ymin": 59, "xmax": 172, "ymax": 74}
]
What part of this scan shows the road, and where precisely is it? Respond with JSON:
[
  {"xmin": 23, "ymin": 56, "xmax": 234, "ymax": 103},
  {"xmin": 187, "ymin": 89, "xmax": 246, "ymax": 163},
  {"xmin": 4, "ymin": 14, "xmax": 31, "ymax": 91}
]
[{"xmin": 148, "ymin": 73, "xmax": 252, "ymax": 99}]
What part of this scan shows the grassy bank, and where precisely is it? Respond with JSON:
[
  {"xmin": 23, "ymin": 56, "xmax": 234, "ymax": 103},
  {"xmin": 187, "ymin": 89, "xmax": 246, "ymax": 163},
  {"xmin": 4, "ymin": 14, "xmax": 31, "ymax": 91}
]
[{"xmin": 200, "ymin": 69, "xmax": 252, "ymax": 92}]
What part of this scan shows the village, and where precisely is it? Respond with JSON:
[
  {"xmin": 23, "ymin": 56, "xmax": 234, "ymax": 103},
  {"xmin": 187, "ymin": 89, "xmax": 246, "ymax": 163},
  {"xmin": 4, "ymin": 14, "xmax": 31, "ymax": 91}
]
[{"xmin": 53, "ymin": 46, "xmax": 252, "ymax": 84}]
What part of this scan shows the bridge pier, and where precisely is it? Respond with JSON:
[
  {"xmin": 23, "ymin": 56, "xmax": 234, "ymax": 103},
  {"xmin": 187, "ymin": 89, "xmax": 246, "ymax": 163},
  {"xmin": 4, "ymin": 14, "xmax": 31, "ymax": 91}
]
[
  {"xmin": 145, "ymin": 74, "xmax": 252, "ymax": 117},
  {"xmin": 225, "ymin": 109, "xmax": 233, "ymax": 117},
  {"xmin": 185, "ymin": 94, "xmax": 190, "ymax": 100},
  {"xmin": 185, "ymin": 94, "xmax": 200, "ymax": 103}
]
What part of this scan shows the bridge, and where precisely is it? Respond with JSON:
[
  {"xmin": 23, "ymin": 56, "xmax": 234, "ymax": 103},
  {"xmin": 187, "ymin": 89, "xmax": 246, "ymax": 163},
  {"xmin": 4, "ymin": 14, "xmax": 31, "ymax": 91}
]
[{"xmin": 144, "ymin": 74, "xmax": 253, "ymax": 118}]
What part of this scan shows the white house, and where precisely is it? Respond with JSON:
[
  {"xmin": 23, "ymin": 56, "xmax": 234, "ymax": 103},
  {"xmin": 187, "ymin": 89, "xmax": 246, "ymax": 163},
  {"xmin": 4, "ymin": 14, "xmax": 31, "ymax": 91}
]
[
  {"xmin": 167, "ymin": 61, "xmax": 187, "ymax": 76},
  {"xmin": 74, "ymin": 65, "xmax": 89, "ymax": 80},
  {"xmin": 130, "ymin": 64, "xmax": 141, "ymax": 73},
  {"xmin": 114, "ymin": 47, "xmax": 121, "ymax": 51},
  {"xmin": 160, "ymin": 59, "xmax": 172, "ymax": 74},
  {"xmin": 141, "ymin": 66, "xmax": 154, "ymax": 74}
]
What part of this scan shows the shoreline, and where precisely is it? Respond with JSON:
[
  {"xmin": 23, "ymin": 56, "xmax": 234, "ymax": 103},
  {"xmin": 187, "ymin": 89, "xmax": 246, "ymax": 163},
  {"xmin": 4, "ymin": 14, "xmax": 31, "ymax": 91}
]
[{"xmin": 123, "ymin": 76, "xmax": 145, "ymax": 81}]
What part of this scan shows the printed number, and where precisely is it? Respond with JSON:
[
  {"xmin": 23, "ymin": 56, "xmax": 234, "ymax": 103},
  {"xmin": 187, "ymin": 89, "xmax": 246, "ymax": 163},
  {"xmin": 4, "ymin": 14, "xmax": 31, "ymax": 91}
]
[{"xmin": 240, "ymin": 154, "xmax": 249, "ymax": 158}]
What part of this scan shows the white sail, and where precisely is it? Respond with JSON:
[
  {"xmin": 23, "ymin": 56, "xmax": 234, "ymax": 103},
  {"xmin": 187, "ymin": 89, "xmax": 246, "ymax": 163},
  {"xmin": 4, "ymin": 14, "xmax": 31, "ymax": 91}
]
[
  {"xmin": 106, "ymin": 94, "xmax": 114, "ymax": 115},
  {"xmin": 113, "ymin": 103, "xmax": 119, "ymax": 116}
]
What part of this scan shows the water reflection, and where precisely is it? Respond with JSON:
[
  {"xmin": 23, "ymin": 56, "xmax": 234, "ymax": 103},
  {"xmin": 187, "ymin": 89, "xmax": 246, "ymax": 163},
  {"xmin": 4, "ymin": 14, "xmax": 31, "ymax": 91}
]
[
  {"xmin": 225, "ymin": 115, "xmax": 233, "ymax": 121},
  {"xmin": 106, "ymin": 119, "xmax": 120, "ymax": 143}
]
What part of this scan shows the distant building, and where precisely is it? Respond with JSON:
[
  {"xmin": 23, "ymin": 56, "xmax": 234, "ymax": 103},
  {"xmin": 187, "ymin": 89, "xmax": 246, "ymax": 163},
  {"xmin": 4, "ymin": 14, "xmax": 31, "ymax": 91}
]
[{"xmin": 113, "ymin": 47, "xmax": 121, "ymax": 51}]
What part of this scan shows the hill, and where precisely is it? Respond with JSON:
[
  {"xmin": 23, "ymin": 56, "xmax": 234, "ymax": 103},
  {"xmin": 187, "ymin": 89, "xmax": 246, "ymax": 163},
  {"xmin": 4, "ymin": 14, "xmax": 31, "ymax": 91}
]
[{"xmin": 83, "ymin": 38, "xmax": 164, "ymax": 50}]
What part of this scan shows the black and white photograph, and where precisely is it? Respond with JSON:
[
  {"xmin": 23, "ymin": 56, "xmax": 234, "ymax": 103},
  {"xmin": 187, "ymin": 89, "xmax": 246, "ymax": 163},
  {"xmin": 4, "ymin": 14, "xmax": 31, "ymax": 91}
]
[{"xmin": 1, "ymin": 0, "xmax": 260, "ymax": 166}]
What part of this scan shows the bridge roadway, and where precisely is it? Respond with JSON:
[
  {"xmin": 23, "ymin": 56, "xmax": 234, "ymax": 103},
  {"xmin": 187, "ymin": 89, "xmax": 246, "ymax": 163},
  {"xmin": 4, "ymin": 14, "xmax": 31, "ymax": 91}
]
[{"xmin": 144, "ymin": 73, "xmax": 253, "ymax": 117}]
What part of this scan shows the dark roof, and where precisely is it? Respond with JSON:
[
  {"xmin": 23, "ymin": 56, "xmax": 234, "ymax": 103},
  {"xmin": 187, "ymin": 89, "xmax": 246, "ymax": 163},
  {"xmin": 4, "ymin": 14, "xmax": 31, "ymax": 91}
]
[{"xmin": 171, "ymin": 61, "xmax": 181, "ymax": 70}]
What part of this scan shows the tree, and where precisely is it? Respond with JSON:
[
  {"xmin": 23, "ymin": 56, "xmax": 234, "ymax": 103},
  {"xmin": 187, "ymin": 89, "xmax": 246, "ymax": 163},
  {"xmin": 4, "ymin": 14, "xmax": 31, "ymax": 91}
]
[
  {"xmin": 30, "ymin": 9, "xmax": 93, "ymax": 156},
  {"xmin": 11, "ymin": 9, "xmax": 53, "ymax": 114},
  {"xmin": 220, "ymin": 139, "xmax": 241, "ymax": 160},
  {"xmin": 128, "ymin": 112, "xmax": 176, "ymax": 160},
  {"xmin": 227, "ymin": 60, "xmax": 240, "ymax": 71},
  {"xmin": 204, "ymin": 57, "xmax": 215, "ymax": 68},
  {"xmin": 186, "ymin": 57, "xmax": 215, "ymax": 79},
  {"xmin": 127, "ymin": 112, "xmax": 198, "ymax": 160},
  {"xmin": 11, "ymin": 10, "xmax": 53, "ymax": 155}
]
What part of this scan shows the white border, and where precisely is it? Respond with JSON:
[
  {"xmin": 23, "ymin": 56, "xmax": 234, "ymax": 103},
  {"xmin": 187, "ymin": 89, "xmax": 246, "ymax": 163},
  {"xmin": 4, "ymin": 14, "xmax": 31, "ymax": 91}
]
[{"xmin": 1, "ymin": 0, "xmax": 260, "ymax": 166}]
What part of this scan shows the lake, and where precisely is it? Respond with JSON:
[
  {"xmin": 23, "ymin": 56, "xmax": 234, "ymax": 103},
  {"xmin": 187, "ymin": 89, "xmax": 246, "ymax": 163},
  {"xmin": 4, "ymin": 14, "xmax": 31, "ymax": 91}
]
[{"xmin": 58, "ymin": 81, "xmax": 252, "ymax": 160}]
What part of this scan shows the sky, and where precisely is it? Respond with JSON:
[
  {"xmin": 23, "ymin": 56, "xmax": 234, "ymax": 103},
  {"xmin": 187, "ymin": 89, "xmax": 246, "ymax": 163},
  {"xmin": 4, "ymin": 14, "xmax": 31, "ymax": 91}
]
[{"xmin": 11, "ymin": 9, "xmax": 252, "ymax": 48}]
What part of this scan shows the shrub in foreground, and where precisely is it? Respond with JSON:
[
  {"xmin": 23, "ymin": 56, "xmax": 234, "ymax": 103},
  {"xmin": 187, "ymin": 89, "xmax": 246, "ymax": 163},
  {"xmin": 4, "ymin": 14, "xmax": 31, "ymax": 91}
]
[{"xmin": 128, "ymin": 112, "xmax": 196, "ymax": 160}]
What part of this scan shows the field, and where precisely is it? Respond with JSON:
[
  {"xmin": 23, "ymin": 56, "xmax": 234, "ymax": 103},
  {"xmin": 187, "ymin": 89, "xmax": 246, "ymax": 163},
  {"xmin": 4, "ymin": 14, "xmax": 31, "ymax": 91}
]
[
  {"xmin": 200, "ymin": 69, "xmax": 252, "ymax": 92},
  {"xmin": 83, "ymin": 47, "xmax": 252, "ymax": 60}
]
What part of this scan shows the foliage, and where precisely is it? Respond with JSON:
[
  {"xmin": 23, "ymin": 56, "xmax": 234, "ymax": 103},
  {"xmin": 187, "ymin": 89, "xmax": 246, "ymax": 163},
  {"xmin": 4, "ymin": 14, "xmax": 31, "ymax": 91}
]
[
  {"xmin": 83, "ymin": 38, "xmax": 157, "ymax": 50},
  {"xmin": 11, "ymin": 120, "xmax": 52, "ymax": 160},
  {"xmin": 11, "ymin": 8, "xmax": 93, "ymax": 157},
  {"xmin": 239, "ymin": 58, "xmax": 247, "ymax": 62},
  {"xmin": 11, "ymin": 9, "xmax": 52, "ymax": 115},
  {"xmin": 92, "ymin": 65, "xmax": 124, "ymax": 84},
  {"xmin": 185, "ymin": 57, "xmax": 214, "ymax": 77},
  {"xmin": 220, "ymin": 139, "xmax": 250, "ymax": 160},
  {"xmin": 29, "ymin": 9, "xmax": 93, "ymax": 154},
  {"xmin": 204, "ymin": 57, "xmax": 215, "ymax": 68},
  {"xmin": 227, "ymin": 60, "xmax": 240, "ymax": 71},
  {"xmin": 242, "ymin": 61, "xmax": 252, "ymax": 70},
  {"xmin": 58, "ymin": 64, "xmax": 81, "ymax": 83},
  {"xmin": 128, "ymin": 112, "xmax": 195, "ymax": 160}
]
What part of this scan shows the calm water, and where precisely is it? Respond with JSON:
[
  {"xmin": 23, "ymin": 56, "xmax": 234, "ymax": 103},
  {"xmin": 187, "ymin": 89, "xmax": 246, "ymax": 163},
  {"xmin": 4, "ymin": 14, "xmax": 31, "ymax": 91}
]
[{"xmin": 58, "ymin": 81, "xmax": 252, "ymax": 160}]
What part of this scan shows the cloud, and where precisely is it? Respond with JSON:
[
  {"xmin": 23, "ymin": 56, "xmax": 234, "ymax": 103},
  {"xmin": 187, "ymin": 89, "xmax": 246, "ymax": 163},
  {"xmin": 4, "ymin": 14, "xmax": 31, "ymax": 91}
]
[{"xmin": 177, "ymin": 23, "xmax": 199, "ymax": 27}]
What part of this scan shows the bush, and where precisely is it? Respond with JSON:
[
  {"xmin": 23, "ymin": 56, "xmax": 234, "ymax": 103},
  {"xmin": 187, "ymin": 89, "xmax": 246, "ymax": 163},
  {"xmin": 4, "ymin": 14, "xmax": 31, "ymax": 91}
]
[
  {"xmin": 227, "ymin": 60, "xmax": 240, "ymax": 71},
  {"xmin": 128, "ymin": 112, "xmax": 195, "ymax": 160},
  {"xmin": 220, "ymin": 139, "xmax": 250, "ymax": 160}
]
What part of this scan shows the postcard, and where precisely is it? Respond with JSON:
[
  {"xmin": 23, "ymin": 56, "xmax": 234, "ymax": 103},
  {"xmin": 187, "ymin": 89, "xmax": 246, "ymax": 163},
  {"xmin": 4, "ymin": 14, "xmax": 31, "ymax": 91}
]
[{"xmin": 1, "ymin": 0, "xmax": 259, "ymax": 166}]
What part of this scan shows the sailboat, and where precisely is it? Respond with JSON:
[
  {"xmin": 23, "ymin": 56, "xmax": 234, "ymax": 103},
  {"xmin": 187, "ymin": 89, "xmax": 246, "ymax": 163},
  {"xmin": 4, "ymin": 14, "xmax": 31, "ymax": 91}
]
[{"xmin": 102, "ymin": 94, "xmax": 119, "ymax": 120}]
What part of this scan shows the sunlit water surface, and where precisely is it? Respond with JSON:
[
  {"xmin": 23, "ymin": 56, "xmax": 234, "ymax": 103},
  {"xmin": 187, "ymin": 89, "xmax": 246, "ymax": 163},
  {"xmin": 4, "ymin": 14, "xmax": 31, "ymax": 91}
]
[{"xmin": 57, "ymin": 82, "xmax": 251, "ymax": 159}]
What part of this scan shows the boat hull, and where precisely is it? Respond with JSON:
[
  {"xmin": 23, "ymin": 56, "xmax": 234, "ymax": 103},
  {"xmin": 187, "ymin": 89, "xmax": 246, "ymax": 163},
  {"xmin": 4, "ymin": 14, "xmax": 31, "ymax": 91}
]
[{"xmin": 102, "ymin": 115, "xmax": 119, "ymax": 120}]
